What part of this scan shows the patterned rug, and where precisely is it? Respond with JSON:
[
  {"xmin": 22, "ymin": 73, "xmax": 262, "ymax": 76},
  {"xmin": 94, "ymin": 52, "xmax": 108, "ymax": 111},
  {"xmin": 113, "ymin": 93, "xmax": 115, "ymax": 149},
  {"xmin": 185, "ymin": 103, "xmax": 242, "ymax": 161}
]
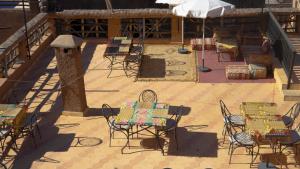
[{"xmin": 138, "ymin": 45, "xmax": 197, "ymax": 81}]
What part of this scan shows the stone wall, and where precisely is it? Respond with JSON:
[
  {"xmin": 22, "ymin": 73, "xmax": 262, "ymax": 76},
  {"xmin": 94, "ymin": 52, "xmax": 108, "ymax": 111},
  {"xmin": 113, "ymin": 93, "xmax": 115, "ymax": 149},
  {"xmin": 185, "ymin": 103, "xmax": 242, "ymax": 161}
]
[{"xmin": 0, "ymin": 9, "xmax": 34, "ymax": 44}]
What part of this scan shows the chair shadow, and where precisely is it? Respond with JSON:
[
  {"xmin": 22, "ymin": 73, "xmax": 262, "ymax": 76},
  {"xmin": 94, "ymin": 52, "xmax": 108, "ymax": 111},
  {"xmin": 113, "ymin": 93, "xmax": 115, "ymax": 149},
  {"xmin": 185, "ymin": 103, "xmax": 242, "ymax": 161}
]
[
  {"xmin": 168, "ymin": 106, "xmax": 191, "ymax": 116},
  {"xmin": 123, "ymin": 127, "xmax": 218, "ymax": 158},
  {"xmin": 5, "ymin": 41, "xmax": 99, "ymax": 169},
  {"xmin": 166, "ymin": 127, "xmax": 218, "ymax": 157}
]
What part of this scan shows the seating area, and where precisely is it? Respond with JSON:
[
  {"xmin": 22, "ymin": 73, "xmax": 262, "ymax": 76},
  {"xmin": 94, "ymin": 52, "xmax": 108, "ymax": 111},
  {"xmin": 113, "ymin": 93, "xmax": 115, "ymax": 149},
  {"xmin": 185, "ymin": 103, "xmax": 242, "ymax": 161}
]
[
  {"xmin": 102, "ymin": 89, "xmax": 183, "ymax": 155},
  {"xmin": 193, "ymin": 26, "xmax": 273, "ymax": 81},
  {"xmin": 220, "ymin": 100, "xmax": 300, "ymax": 168},
  {"xmin": 1, "ymin": 1, "xmax": 300, "ymax": 168}
]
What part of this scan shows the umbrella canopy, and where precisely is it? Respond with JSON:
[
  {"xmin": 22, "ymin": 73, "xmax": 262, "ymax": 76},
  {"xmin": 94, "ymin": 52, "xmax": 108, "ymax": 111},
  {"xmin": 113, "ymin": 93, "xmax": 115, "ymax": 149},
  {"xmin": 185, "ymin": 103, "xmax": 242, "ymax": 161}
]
[
  {"xmin": 155, "ymin": 0, "xmax": 185, "ymax": 6},
  {"xmin": 172, "ymin": 0, "xmax": 234, "ymax": 72},
  {"xmin": 172, "ymin": 0, "xmax": 234, "ymax": 18},
  {"xmin": 156, "ymin": 0, "xmax": 189, "ymax": 54}
]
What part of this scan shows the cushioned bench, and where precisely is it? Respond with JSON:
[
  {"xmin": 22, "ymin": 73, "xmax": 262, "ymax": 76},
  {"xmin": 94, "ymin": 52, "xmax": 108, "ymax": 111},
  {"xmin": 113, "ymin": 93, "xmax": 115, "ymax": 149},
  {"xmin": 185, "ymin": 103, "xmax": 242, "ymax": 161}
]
[
  {"xmin": 225, "ymin": 65, "xmax": 250, "ymax": 80},
  {"xmin": 190, "ymin": 38, "xmax": 215, "ymax": 50}
]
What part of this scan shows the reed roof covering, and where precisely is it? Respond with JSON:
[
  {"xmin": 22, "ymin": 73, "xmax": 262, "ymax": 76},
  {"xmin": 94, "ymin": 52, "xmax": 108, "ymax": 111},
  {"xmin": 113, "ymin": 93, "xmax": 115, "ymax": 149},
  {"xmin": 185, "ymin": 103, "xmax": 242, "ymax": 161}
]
[{"xmin": 53, "ymin": 8, "xmax": 300, "ymax": 19}]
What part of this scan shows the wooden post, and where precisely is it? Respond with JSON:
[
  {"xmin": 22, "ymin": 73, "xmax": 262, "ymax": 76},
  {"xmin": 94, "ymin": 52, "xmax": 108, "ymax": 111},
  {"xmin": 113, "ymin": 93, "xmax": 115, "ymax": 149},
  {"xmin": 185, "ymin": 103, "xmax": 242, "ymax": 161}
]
[
  {"xmin": 108, "ymin": 18, "xmax": 121, "ymax": 38},
  {"xmin": 171, "ymin": 16, "xmax": 181, "ymax": 43},
  {"xmin": 296, "ymin": 15, "xmax": 300, "ymax": 33}
]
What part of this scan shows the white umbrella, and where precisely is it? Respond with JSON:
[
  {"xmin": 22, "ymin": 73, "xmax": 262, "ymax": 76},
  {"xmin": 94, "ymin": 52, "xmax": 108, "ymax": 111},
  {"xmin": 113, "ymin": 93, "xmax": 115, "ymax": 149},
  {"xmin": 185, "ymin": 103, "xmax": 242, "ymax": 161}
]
[
  {"xmin": 155, "ymin": 0, "xmax": 185, "ymax": 6},
  {"xmin": 173, "ymin": 0, "xmax": 234, "ymax": 72},
  {"xmin": 155, "ymin": 0, "xmax": 188, "ymax": 54}
]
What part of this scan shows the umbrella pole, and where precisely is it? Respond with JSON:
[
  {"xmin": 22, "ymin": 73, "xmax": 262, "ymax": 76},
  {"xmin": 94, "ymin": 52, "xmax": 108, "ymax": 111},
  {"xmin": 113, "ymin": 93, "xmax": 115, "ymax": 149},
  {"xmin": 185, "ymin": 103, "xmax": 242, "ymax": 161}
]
[
  {"xmin": 178, "ymin": 17, "xmax": 188, "ymax": 54},
  {"xmin": 199, "ymin": 18, "xmax": 211, "ymax": 72}
]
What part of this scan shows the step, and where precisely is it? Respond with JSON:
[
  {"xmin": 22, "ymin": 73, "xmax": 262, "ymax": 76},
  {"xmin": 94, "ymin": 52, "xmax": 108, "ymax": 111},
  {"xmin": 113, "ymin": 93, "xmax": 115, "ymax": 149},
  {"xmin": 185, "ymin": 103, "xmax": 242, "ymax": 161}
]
[
  {"xmin": 289, "ymin": 83, "xmax": 300, "ymax": 90},
  {"xmin": 282, "ymin": 89, "xmax": 300, "ymax": 101},
  {"xmin": 274, "ymin": 67, "xmax": 288, "ymax": 89}
]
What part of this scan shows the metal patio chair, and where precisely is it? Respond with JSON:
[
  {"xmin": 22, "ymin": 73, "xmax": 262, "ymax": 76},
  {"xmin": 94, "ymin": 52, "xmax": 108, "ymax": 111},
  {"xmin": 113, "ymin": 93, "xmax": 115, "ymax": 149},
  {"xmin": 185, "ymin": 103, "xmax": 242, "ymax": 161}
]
[
  {"xmin": 102, "ymin": 104, "xmax": 131, "ymax": 153},
  {"xmin": 155, "ymin": 105, "xmax": 183, "ymax": 154},
  {"xmin": 123, "ymin": 36, "xmax": 144, "ymax": 79},
  {"xmin": 220, "ymin": 100, "xmax": 245, "ymax": 143},
  {"xmin": 226, "ymin": 118, "xmax": 258, "ymax": 167},
  {"xmin": 17, "ymin": 111, "xmax": 42, "ymax": 148},
  {"xmin": 282, "ymin": 103, "xmax": 300, "ymax": 129}
]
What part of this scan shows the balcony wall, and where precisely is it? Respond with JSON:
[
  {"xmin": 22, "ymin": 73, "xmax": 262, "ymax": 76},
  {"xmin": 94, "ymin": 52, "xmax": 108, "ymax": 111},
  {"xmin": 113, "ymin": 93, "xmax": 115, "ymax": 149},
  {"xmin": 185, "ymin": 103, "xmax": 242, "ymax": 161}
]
[{"xmin": 0, "ymin": 13, "xmax": 55, "ymax": 102}]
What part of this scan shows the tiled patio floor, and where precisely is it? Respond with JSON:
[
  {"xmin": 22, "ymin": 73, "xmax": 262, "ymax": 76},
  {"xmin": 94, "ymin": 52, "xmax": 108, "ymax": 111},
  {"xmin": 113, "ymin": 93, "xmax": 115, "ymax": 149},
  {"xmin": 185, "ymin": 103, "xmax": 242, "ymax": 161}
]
[{"xmin": 4, "ymin": 41, "xmax": 299, "ymax": 169}]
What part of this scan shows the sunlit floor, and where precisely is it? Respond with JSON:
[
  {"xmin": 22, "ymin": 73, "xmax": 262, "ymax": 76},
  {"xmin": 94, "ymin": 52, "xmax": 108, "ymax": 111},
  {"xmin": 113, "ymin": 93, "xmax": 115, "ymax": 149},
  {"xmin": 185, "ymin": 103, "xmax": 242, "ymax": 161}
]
[{"xmin": 5, "ymin": 40, "xmax": 299, "ymax": 169}]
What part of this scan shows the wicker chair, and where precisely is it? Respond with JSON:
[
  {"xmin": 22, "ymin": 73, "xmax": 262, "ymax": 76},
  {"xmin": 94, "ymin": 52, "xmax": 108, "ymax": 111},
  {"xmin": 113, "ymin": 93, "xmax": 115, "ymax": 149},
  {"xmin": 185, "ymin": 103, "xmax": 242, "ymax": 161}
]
[
  {"xmin": 226, "ymin": 118, "xmax": 258, "ymax": 167},
  {"xmin": 220, "ymin": 100, "xmax": 245, "ymax": 143},
  {"xmin": 282, "ymin": 103, "xmax": 300, "ymax": 129},
  {"xmin": 139, "ymin": 89, "xmax": 158, "ymax": 103},
  {"xmin": 102, "ymin": 104, "xmax": 131, "ymax": 153}
]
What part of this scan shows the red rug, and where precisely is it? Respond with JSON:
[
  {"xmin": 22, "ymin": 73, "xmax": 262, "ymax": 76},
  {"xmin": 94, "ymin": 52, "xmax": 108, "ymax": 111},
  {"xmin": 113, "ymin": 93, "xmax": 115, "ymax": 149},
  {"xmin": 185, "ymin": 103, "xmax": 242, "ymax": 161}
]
[{"xmin": 197, "ymin": 50, "xmax": 275, "ymax": 83}]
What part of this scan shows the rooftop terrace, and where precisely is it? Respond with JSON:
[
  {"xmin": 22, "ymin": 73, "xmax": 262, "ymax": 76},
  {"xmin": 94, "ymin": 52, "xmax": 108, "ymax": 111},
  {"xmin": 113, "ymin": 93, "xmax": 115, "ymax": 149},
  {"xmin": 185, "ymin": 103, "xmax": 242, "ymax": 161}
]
[
  {"xmin": 3, "ymin": 41, "xmax": 298, "ymax": 169},
  {"xmin": 0, "ymin": 4, "xmax": 300, "ymax": 169}
]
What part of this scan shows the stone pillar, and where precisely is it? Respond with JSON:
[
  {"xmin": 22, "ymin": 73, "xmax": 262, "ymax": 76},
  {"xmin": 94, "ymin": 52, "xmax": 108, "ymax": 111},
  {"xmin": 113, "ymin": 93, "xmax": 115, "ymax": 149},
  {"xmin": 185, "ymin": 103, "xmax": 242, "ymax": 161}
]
[{"xmin": 50, "ymin": 35, "xmax": 88, "ymax": 116}]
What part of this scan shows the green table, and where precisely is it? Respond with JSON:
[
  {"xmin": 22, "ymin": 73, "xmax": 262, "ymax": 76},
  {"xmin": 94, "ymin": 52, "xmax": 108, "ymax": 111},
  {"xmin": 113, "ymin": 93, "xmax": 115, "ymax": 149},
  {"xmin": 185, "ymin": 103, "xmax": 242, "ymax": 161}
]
[{"xmin": 115, "ymin": 101, "xmax": 169, "ymax": 126}]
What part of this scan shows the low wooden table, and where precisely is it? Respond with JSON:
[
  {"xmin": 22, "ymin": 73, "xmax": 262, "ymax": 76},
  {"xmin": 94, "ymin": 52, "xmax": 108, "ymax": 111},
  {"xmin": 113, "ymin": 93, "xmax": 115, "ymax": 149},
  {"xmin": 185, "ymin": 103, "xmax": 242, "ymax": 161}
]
[{"xmin": 215, "ymin": 38, "xmax": 239, "ymax": 61}]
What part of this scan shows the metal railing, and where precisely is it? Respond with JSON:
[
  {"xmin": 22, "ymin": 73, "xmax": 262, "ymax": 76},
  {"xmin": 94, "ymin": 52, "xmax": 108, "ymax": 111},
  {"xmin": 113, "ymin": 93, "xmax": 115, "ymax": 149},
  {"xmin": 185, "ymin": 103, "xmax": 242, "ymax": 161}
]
[
  {"xmin": 267, "ymin": 11, "xmax": 296, "ymax": 89},
  {"xmin": 0, "ymin": 13, "xmax": 54, "ymax": 78}
]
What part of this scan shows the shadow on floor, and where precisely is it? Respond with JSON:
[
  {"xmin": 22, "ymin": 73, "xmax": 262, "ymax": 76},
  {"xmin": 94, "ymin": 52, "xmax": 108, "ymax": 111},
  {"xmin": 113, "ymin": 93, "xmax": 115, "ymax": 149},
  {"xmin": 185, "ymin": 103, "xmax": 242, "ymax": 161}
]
[
  {"xmin": 139, "ymin": 55, "xmax": 166, "ymax": 78},
  {"xmin": 166, "ymin": 127, "xmax": 218, "ymax": 157},
  {"xmin": 126, "ymin": 127, "xmax": 218, "ymax": 157},
  {"xmin": 5, "ymin": 41, "xmax": 99, "ymax": 169}
]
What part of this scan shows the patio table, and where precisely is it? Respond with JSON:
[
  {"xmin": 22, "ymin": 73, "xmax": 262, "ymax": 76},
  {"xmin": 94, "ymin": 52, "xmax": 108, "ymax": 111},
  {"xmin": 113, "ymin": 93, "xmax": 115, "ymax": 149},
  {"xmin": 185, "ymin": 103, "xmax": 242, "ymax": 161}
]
[
  {"xmin": 0, "ymin": 104, "xmax": 27, "ymax": 127},
  {"xmin": 115, "ymin": 101, "xmax": 169, "ymax": 154},
  {"xmin": 241, "ymin": 102, "xmax": 290, "ymax": 153},
  {"xmin": 103, "ymin": 37, "xmax": 133, "ymax": 77},
  {"xmin": 0, "ymin": 104, "xmax": 27, "ymax": 160},
  {"xmin": 241, "ymin": 102, "xmax": 277, "ymax": 118}
]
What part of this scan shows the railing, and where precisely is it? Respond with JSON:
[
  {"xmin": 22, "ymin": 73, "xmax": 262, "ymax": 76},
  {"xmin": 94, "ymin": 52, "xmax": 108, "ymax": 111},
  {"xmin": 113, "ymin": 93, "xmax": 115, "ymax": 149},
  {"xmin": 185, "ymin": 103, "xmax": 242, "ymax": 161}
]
[
  {"xmin": 0, "ymin": 12, "xmax": 54, "ymax": 78},
  {"xmin": 274, "ymin": 13, "xmax": 297, "ymax": 33},
  {"xmin": 267, "ymin": 11, "xmax": 296, "ymax": 89},
  {"xmin": 56, "ymin": 18, "xmax": 108, "ymax": 38}
]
